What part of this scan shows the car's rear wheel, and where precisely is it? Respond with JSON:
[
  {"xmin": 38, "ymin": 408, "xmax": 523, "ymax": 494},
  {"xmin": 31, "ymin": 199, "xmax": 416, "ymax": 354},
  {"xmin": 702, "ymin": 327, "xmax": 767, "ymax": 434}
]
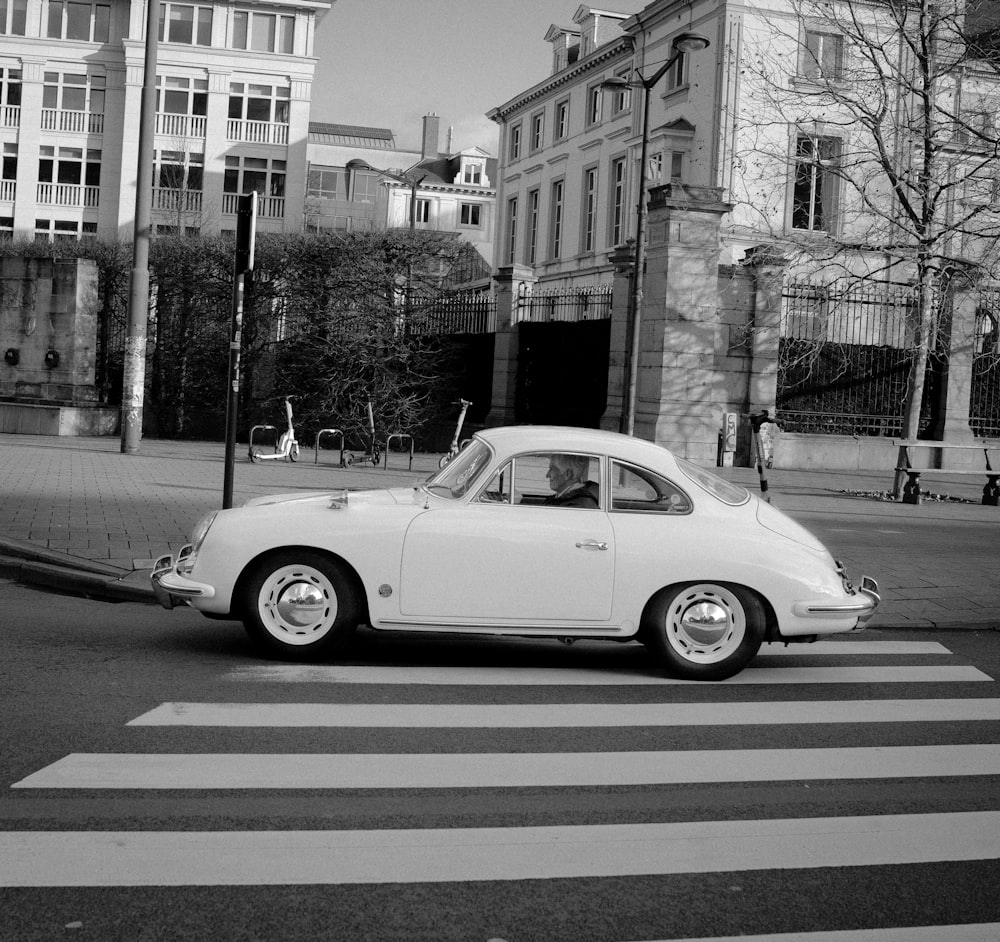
[
  {"xmin": 242, "ymin": 551, "xmax": 360, "ymax": 659},
  {"xmin": 644, "ymin": 582, "xmax": 765, "ymax": 681}
]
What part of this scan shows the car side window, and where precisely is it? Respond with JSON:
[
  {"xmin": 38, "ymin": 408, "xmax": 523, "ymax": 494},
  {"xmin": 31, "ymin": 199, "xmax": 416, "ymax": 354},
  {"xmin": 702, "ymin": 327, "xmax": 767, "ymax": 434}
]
[
  {"xmin": 610, "ymin": 461, "xmax": 692, "ymax": 514},
  {"xmin": 513, "ymin": 453, "xmax": 601, "ymax": 508}
]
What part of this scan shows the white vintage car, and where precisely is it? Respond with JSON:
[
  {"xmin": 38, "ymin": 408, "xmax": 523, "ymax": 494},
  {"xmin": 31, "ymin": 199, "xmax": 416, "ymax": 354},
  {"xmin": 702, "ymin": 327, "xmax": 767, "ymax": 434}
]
[{"xmin": 151, "ymin": 425, "xmax": 878, "ymax": 680}]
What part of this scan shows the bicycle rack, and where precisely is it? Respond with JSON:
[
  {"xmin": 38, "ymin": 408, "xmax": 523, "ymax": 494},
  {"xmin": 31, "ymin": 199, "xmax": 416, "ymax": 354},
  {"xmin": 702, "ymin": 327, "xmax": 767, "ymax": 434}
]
[
  {"xmin": 384, "ymin": 433, "xmax": 414, "ymax": 470},
  {"xmin": 248, "ymin": 424, "xmax": 277, "ymax": 459},
  {"xmin": 314, "ymin": 428, "xmax": 346, "ymax": 467}
]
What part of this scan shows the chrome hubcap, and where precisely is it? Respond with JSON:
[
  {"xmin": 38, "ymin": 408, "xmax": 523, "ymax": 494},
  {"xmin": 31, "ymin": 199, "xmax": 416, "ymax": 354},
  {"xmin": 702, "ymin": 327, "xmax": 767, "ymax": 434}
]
[
  {"xmin": 276, "ymin": 581, "xmax": 327, "ymax": 628},
  {"xmin": 666, "ymin": 584, "xmax": 746, "ymax": 664},
  {"xmin": 258, "ymin": 564, "xmax": 338, "ymax": 644},
  {"xmin": 679, "ymin": 600, "xmax": 730, "ymax": 646}
]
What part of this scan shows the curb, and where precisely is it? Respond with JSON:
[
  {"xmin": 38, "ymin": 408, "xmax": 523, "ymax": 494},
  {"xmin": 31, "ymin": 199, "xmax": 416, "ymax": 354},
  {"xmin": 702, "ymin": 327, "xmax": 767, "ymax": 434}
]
[{"xmin": 0, "ymin": 554, "xmax": 156, "ymax": 605}]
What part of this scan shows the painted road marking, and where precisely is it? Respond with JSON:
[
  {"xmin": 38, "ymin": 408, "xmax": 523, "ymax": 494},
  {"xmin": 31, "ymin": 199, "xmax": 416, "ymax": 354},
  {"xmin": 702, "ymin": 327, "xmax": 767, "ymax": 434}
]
[
  {"xmin": 628, "ymin": 925, "xmax": 1000, "ymax": 942},
  {"xmin": 128, "ymin": 698, "xmax": 1000, "ymax": 728},
  {"xmin": 224, "ymin": 664, "xmax": 992, "ymax": 685},
  {"xmin": 14, "ymin": 745, "xmax": 1000, "ymax": 789},
  {"xmin": 2, "ymin": 812, "xmax": 998, "ymax": 887}
]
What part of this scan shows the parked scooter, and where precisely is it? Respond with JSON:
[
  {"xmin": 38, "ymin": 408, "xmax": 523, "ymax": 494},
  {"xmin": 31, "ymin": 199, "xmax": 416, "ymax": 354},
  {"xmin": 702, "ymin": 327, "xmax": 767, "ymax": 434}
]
[
  {"xmin": 438, "ymin": 398, "xmax": 473, "ymax": 469},
  {"xmin": 342, "ymin": 401, "xmax": 381, "ymax": 467},
  {"xmin": 250, "ymin": 396, "xmax": 300, "ymax": 463}
]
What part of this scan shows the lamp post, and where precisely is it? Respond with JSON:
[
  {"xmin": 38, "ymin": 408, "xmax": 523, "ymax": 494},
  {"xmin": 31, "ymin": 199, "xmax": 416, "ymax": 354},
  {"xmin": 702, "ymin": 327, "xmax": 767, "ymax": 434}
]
[{"xmin": 601, "ymin": 31, "xmax": 710, "ymax": 437}]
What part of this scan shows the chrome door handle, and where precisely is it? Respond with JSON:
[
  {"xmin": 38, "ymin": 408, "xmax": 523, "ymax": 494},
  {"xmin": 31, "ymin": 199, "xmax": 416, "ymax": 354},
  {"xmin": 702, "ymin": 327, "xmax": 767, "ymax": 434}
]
[{"xmin": 575, "ymin": 540, "xmax": 608, "ymax": 551}]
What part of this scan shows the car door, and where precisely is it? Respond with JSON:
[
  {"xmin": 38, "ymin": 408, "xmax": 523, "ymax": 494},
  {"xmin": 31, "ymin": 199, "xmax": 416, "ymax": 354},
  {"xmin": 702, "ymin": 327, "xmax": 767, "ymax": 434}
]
[{"xmin": 399, "ymin": 453, "xmax": 615, "ymax": 623}]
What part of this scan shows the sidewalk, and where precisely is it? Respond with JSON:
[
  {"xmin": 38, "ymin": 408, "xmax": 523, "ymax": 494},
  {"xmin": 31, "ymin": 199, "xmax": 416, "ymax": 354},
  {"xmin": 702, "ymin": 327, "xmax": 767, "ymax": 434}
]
[{"xmin": 1, "ymin": 432, "xmax": 998, "ymax": 629}]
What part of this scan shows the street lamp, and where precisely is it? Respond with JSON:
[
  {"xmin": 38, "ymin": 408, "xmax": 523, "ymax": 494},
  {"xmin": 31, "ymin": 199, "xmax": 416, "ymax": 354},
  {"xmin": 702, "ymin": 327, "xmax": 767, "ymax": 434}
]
[
  {"xmin": 601, "ymin": 31, "xmax": 710, "ymax": 437},
  {"xmin": 345, "ymin": 158, "xmax": 428, "ymax": 229}
]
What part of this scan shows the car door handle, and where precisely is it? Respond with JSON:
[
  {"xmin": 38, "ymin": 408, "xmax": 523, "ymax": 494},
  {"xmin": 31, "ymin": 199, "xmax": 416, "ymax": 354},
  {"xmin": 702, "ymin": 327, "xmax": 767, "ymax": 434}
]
[{"xmin": 575, "ymin": 540, "xmax": 608, "ymax": 551}]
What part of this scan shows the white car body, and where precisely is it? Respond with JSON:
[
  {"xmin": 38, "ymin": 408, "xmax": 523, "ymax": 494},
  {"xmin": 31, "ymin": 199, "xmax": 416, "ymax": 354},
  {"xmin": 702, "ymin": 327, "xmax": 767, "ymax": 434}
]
[{"xmin": 152, "ymin": 426, "xmax": 878, "ymax": 680}]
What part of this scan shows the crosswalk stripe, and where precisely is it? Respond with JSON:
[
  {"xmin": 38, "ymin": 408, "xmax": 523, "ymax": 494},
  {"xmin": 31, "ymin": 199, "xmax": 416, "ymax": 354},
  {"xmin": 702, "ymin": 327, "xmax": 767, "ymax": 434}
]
[
  {"xmin": 14, "ymin": 745, "xmax": 1000, "ymax": 789},
  {"xmin": 628, "ymin": 925, "xmax": 1000, "ymax": 942},
  {"xmin": 224, "ymin": 664, "xmax": 993, "ymax": 685},
  {"xmin": 2, "ymin": 812, "xmax": 998, "ymax": 887},
  {"xmin": 128, "ymin": 698, "xmax": 1000, "ymax": 727}
]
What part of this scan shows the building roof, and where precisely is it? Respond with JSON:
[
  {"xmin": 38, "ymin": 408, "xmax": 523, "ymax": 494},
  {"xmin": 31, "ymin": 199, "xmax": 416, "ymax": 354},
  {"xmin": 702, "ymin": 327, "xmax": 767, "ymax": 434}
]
[{"xmin": 308, "ymin": 123, "xmax": 396, "ymax": 148}]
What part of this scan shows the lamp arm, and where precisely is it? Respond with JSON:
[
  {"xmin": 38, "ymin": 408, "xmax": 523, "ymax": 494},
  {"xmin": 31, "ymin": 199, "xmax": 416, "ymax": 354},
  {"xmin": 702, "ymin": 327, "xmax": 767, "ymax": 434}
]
[{"xmin": 643, "ymin": 48, "xmax": 682, "ymax": 90}]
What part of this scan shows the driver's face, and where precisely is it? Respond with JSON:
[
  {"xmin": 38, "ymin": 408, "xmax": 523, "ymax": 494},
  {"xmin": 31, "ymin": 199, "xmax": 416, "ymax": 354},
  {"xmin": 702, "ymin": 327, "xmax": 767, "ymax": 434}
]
[{"xmin": 546, "ymin": 460, "xmax": 569, "ymax": 492}]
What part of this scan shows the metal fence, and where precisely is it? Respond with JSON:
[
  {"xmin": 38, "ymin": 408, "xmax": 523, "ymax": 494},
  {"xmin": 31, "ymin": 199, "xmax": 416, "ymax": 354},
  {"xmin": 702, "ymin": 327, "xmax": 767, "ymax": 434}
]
[
  {"xmin": 408, "ymin": 293, "xmax": 497, "ymax": 336},
  {"xmin": 971, "ymin": 288, "xmax": 1000, "ymax": 437},
  {"xmin": 775, "ymin": 281, "xmax": 930, "ymax": 436},
  {"xmin": 515, "ymin": 283, "xmax": 613, "ymax": 324}
]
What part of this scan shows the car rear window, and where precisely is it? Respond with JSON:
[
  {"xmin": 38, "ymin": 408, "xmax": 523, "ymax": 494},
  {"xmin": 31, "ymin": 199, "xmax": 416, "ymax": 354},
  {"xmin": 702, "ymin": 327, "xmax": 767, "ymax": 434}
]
[{"xmin": 675, "ymin": 457, "xmax": 750, "ymax": 506}]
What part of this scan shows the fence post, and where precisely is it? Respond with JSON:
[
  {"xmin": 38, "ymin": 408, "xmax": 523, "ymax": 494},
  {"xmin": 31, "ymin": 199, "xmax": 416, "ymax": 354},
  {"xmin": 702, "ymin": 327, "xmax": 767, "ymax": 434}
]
[
  {"xmin": 485, "ymin": 264, "xmax": 535, "ymax": 427},
  {"xmin": 600, "ymin": 243, "xmax": 636, "ymax": 434},
  {"xmin": 935, "ymin": 277, "xmax": 978, "ymax": 449}
]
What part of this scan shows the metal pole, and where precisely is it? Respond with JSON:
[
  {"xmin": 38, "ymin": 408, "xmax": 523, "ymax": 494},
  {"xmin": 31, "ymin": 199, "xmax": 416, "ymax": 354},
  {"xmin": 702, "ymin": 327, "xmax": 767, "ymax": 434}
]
[
  {"xmin": 120, "ymin": 0, "xmax": 159, "ymax": 454},
  {"xmin": 624, "ymin": 81, "xmax": 652, "ymax": 437}
]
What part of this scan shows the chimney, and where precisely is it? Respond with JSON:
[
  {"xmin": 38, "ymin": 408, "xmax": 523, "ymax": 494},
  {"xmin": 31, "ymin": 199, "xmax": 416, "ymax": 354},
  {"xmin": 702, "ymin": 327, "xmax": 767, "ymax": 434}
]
[{"xmin": 422, "ymin": 113, "xmax": 440, "ymax": 159}]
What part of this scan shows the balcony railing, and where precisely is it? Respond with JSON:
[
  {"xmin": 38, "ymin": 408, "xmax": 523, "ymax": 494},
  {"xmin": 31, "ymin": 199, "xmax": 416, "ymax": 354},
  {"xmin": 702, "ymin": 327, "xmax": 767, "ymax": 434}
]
[
  {"xmin": 222, "ymin": 192, "xmax": 284, "ymax": 218},
  {"xmin": 153, "ymin": 187, "xmax": 203, "ymax": 213},
  {"xmin": 1, "ymin": 105, "xmax": 18, "ymax": 129},
  {"xmin": 37, "ymin": 183, "xmax": 100, "ymax": 208},
  {"xmin": 226, "ymin": 118, "xmax": 288, "ymax": 145},
  {"xmin": 156, "ymin": 113, "xmax": 207, "ymax": 139},
  {"xmin": 0, "ymin": 180, "xmax": 14, "ymax": 201},
  {"xmin": 41, "ymin": 109, "xmax": 104, "ymax": 134}
]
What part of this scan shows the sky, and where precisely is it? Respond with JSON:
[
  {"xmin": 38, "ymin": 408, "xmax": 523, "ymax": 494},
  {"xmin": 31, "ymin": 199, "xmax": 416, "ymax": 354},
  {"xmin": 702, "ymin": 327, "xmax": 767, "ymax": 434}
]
[{"xmin": 311, "ymin": 0, "xmax": 646, "ymax": 156}]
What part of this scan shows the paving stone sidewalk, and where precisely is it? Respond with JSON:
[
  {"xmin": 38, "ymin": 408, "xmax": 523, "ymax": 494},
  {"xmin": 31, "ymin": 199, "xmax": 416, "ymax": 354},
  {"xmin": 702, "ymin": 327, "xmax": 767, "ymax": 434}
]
[{"xmin": 1, "ymin": 432, "xmax": 998, "ymax": 629}]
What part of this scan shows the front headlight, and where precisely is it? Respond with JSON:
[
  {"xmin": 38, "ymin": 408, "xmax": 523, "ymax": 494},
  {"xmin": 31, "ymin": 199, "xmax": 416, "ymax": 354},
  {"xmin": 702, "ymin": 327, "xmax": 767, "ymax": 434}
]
[{"xmin": 189, "ymin": 511, "xmax": 218, "ymax": 552}]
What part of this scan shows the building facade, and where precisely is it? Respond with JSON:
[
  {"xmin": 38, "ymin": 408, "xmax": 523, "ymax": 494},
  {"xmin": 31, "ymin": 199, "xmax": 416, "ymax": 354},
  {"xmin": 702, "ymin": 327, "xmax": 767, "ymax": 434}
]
[
  {"xmin": 0, "ymin": 0, "xmax": 330, "ymax": 241},
  {"xmin": 306, "ymin": 113, "xmax": 497, "ymax": 275}
]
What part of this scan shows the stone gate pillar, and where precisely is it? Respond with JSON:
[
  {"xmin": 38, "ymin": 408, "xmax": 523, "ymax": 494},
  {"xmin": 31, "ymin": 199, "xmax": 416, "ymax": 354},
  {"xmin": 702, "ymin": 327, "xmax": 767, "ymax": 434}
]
[
  {"xmin": 600, "ymin": 243, "xmax": 635, "ymax": 434},
  {"xmin": 936, "ymin": 280, "xmax": 978, "ymax": 446},
  {"xmin": 741, "ymin": 245, "xmax": 786, "ymax": 416},
  {"xmin": 485, "ymin": 264, "xmax": 535, "ymax": 427},
  {"xmin": 635, "ymin": 183, "xmax": 733, "ymax": 462}
]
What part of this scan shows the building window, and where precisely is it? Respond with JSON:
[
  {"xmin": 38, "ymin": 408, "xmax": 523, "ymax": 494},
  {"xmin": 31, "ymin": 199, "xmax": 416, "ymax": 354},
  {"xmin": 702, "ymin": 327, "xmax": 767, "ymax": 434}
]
[
  {"xmin": 228, "ymin": 83, "xmax": 290, "ymax": 124},
  {"xmin": 350, "ymin": 169, "xmax": 377, "ymax": 203},
  {"xmin": 555, "ymin": 99, "xmax": 569, "ymax": 141},
  {"xmin": 1, "ymin": 0, "xmax": 27, "ymax": 35},
  {"xmin": 43, "ymin": 72, "xmax": 105, "ymax": 115},
  {"xmin": 527, "ymin": 188, "xmax": 539, "ymax": 265},
  {"xmin": 792, "ymin": 133, "xmax": 841, "ymax": 232},
  {"xmin": 0, "ymin": 68, "xmax": 21, "ymax": 108},
  {"xmin": 802, "ymin": 30, "xmax": 844, "ymax": 81},
  {"xmin": 460, "ymin": 203, "xmax": 482, "ymax": 227},
  {"xmin": 156, "ymin": 149, "xmax": 203, "ymax": 191},
  {"xmin": 610, "ymin": 70, "xmax": 631, "ymax": 114},
  {"xmin": 463, "ymin": 162, "xmax": 483, "ymax": 185},
  {"xmin": 669, "ymin": 150, "xmax": 684, "ymax": 181},
  {"xmin": 586, "ymin": 84, "xmax": 602, "ymax": 126},
  {"xmin": 35, "ymin": 218, "xmax": 91, "ymax": 242},
  {"xmin": 0, "ymin": 216, "xmax": 13, "ymax": 239},
  {"xmin": 158, "ymin": 2, "xmax": 212, "ymax": 45},
  {"xmin": 39, "ymin": 145, "xmax": 101, "ymax": 187},
  {"xmin": 666, "ymin": 50, "xmax": 687, "ymax": 91},
  {"xmin": 224, "ymin": 155, "xmax": 285, "ymax": 198},
  {"xmin": 610, "ymin": 156, "xmax": 626, "ymax": 246},
  {"xmin": 582, "ymin": 166, "xmax": 598, "ymax": 252},
  {"xmin": 509, "ymin": 122, "xmax": 522, "ymax": 161},
  {"xmin": 47, "ymin": 0, "xmax": 110, "ymax": 41},
  {"xmin": 307, "ymin": 167, "xmax": 347, "ymax": 199},
  {"xmin": 506, "ymin": 197, "xmax": 517, "ymax": 264},
  {"xmin": 414, "ymin": 198, "xmax": 430, "ymax": 223},
  {"xmin": 158, "ymin": 76, "xmax": 207, "ymax": 117},
  {"xmin": 233, "ymin": 9, "xmax": 294, "ymax": 53},
  {"xmin": 550, "ymin": 179, "xmax": 564, "ymax": 258},
  {"xmin": 530, "ymin": 111, "xmax": 544, "ymax": 152}
]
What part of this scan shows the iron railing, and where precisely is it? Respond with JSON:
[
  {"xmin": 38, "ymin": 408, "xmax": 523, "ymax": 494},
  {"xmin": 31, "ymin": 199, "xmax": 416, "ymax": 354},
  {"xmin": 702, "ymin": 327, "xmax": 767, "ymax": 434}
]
[
  {"xmin": 971, "ymin": 288, "xmax": 1000, "ymax": 437},
  {"xmin": 516, "ymin": 283, "xmax": 613, "ymax": 323}
]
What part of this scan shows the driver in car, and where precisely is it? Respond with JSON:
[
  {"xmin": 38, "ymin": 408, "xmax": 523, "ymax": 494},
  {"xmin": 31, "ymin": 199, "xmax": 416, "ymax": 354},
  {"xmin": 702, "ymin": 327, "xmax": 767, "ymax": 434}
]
[{"xmin": 544, "ymin": 454, "xmax": 599, "ymax": 508}]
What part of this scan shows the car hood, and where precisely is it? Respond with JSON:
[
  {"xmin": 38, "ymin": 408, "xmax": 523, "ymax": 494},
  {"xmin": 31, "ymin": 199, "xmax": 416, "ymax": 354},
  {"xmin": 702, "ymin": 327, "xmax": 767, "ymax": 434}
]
[
  {"xmin": 243, "ymin": 487, "xmax": 419, "ymax": 509},
  {"xmin": 754, "ymin": 498, "xmax": 829, "ymax": 554}
]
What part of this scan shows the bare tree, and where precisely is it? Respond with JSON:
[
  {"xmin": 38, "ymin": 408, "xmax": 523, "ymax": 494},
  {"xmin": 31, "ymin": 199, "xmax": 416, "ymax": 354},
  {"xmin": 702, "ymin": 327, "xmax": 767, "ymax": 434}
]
[{"xmin": 733, "ymin": 0, "xmax": 1000, "ymax": 461}]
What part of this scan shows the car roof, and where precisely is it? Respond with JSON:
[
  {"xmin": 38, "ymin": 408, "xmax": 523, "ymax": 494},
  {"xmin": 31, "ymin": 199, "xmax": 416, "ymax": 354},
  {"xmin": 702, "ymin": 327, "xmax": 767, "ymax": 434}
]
[{"xmin": 475, "ymin": 425, "xmax": 678, "ymax": 466}]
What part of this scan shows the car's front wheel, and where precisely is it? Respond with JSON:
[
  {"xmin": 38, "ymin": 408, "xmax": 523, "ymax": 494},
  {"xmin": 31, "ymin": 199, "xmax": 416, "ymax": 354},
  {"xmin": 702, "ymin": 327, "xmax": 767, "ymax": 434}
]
[
  {"xmin": 644, "ymin": 582, "xmax": 765, "ymax": 681},
  {"xmin": 242, "ymin": 551, "xmax": 360, "ymax": 659}
]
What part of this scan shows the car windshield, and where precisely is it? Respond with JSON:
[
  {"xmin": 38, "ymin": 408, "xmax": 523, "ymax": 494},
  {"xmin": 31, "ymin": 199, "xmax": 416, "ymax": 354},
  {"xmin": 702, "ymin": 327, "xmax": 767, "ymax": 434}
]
[
  {"xmin": 675, "ymin": 457, "xmax": 750, "ymax": 506},
  {"xmin": 424, "ymin": 439, "xmax": 493, "ymax": 500}
]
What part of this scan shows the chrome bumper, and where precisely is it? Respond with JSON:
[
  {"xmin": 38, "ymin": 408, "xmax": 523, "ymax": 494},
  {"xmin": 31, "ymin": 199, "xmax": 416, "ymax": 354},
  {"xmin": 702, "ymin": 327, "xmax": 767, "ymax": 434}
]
[
  {"xmin": 792, "ymin": 565, "xmax": 880, "ymax": 628},
  {"xmin": 150, "ymin": 545, "xmax": 215, "ymax": 611}
]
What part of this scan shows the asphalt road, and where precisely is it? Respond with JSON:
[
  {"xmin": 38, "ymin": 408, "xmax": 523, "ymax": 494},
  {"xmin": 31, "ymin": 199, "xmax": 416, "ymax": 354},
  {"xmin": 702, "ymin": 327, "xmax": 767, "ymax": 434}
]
[{"xmin": 2, "ymin": 579, "xmax": 999, "ymax": 942}]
